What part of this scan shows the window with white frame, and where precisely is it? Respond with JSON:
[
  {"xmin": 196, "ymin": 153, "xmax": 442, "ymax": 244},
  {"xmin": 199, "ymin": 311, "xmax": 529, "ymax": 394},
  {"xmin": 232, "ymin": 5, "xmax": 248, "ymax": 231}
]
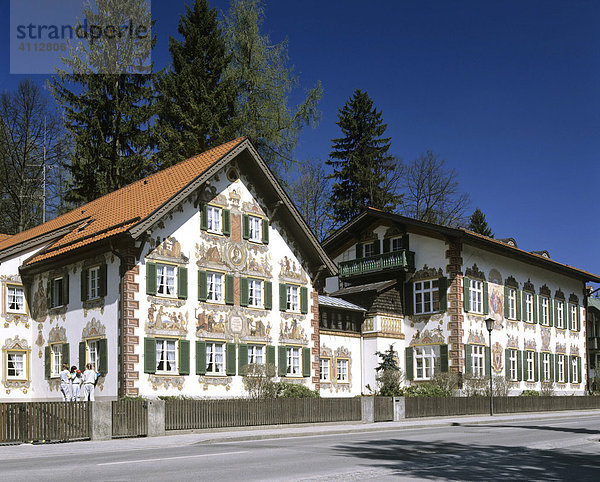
[
  {"xmin": 336, "ymin": 358, "xmax": 349, "ymax": 382},
  {"xmin": 470, "ymin": 279, "xmax": 483, "ymax": 314},
  {"xmin": 570, "ymin": 305, "xmax": 578, "ymax": 331},
  {"xmin": 51, "ymin": 343, "xmax": 63, "ymax": 378},
  {"xmin": 525, "ymin": 293, "xmax": 534, "ymax": 322},
  {"xmin": 206, "ymin": 342, "xmax": 224, "ymax": 374},
  {"xmin": 556, "ymin": 301, "xmax": 564, "ymax": 329},
  {"xmin": 557, "ymin": 354, "xmax": 565, "ymax": 382},
  {"xmin": 542, "ymin": 352, "xmax": 551, "ymax": 381},
  {"xmin": 320, "ymin": 357, "xmax": 330, "ymax": 382},
  {"xmin": 248, "ymin": 278, "xmax": 263, "ymax": 308},
  {"xmin": 248, "ymin": 216, "xmax": 261, "ymax": 242},
  {"xmin": 363, "ymin": 242, "xmax": 374, "ymax": 258},
  {"xmin": 541, "ymin": 297, "xmax": 549, "ymax": 326},
  {"xmin": 6, "ymin": 284, "xmax": 26, "ymax": 313},
  {"xmin": 207, "ymin": 272, "xmax": 224, "ymax": 303},
  {"xmin": 6, "ymin": 351, "xmax": 26, "ymax": 379},
  {"xmin": 508, "ymin": 349, "xmax": 518, "ymax": 381},
  {"xmin": 88, "ymin": 266, "xmax": 100, "ymax": 300},
  {"xmin": 525, "ymin": 351, "xmax": 535, "ymax": 382},
  {"xmin": 415, "ymin": 345, "xmax": 438, "ymax": 380},
  {"xmin": 207, "ymin": 205, "xmax": 222, "ymax": 233},
  {"xmin": 391, "ymin": 237, "xmax": 403, "ymax": 252},
  {"xmin": 507, "ymin": 288, "xmax": 516, "ymax": 319},
  {"xmin": 52, "ymin": 277, "xmax": 65, "ymax": 307},
  {"xmin": 156, "ymin": 339, "xmax": 177, "ymax": 373},
  {"xmin": 248, "ymin": 345, "xmax": 264, "ymax": 365},
  {"xmin": 472, "ymin": 345, "xmax": 485, "ymax": 378},
  {"xmin": 286, "ymin": 346, "xmax": 301, "ymax": 376},
  {"xmin": 156, "ymin": 264, "xmax": 176, "ymax": 297},
  {"xmin": 86, "ymin": 339, "xmax": 99, "ymax": 371},
  {"xmin": 571, "ymin": 356, "xmax": 579, "ymax": 383},
  {"xmin": 286, "ymin": 285, "xmax": 299, "ymax": 312},
  {"xmin": 414, "ymin": 280, "xmax": 440, "ymax": 314}
]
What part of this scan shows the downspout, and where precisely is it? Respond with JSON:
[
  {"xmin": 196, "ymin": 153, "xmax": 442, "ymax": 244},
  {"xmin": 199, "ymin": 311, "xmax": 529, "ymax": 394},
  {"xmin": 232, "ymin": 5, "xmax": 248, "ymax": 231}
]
[
  {"xmin": 584, "ymin": 282, "xmax": 590, "ymax": 394},
  {"xmin": 110, "ymin": 239, "xmax": 127, "ymax": 399}
]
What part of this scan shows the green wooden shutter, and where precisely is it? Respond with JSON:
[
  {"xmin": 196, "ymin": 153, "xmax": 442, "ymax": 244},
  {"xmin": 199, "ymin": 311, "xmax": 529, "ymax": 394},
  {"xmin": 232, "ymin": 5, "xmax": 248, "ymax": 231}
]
[
  {"xmin": 505, "ymin": 349, "xmax": 511, "ymax": 378},
  {"xmin": 464, "ymin": 344, "xmax": 472, "ymax": 375},
  {"xmin": 222, "ymin": 209, "xmax": 231, "ymax": 236},
  {"xmin": 355, "ymin": 243, "xmax": 363, "ymax": 259},
  {"xmin": 548, "ymin": 299, "xmax": 554, "ymax": 327},
  {"xmin": 372, "ymin": 239, "xmax": 380, "ymax": 255},
  {"xmin": 503, "ymin": 286, "xmax": 509, "ymax": 319},
  {"xmin": 261, "ymin": 219, "xmax": 269, "ymax": 244},
  {"xmin": 440, "ymin": 344, "xmax": 449, "ymax": 372},
  {"xmin": 485, "ymin": 346, "xmax": 491, "ymax": 377},
  {"xmin": 576, "ymin": 357, "xmax": 581, "ymax": 383},
  {"xmin": 517, "ymin": 350, "xmax": 523, "ymax": 381},
  {"xmin": 566, "ymin": 303, "xmax": 572, "ymax": 329},
  {"xmin": 279, "ymin": 284, "xmax": 287, "ymax": 312},
  {"xmin": 178, "ymin": 267, "xmax": 188, "ymax": 300},
  {"xmin": 402, "ymin": 234, "xmax": 410, "ymax": 250},
  {"xmin": 225, "ymin": 275, "xmax": 234, "ymax": 305},
  {"xmin": 568, "ymin": 355, "xmax": 573, "ymax": 383},
  {"xmin": 178, "ymin": 339, "xmax": 190, "ymax": 375},
  {"xmin": 264, "ymin": 281, "xmax": 272, "ymax": 310},
  {"xmin": 534, "ymin": 352, "xmax": 539, "ymax": 382},
  {"xmin": 99, "ymin": 263, "xmax": 107, "ymax": 297},
  {"xmin": 516, "ymin": 290, "xmax": 522, "ymax": 321},
  {"xmin": 521, "ymin": 291, "xmax": 527, "ymax": 321},
  {"xmin": 79, "ymin": 341, "xmax": 86, "ymax": 368},
  {"xmin": 146, "ymin": 262, "xmax": 157, "ymax": 295},
  {"xmin": 47, "ymin": 279, "xmax": 53, "ymax": 309},
  {"xmin": 266, "ymin": 345, "xmax": 276, "ymax": 366},
  {"xmin": 200, "ymin": 204, "xmax": 208, "ymax": 230},
  {"xmin": 242, "ymin": 214, "xmax": 250, "ymax": 239},
  {"xmin": 302, "ymin": 347, "xmax": 311, "ymax": 377},
  {"xmin": 483, "ymin": 282, "xmax": 489, "ymax": 314},
  {"xmin": 404, "ymin": 281, "xmax": 414, "ymax": 316},
  {"xmin": 240, "ymin": 277, "xmax": 249, "ymax": 306},
  {"xmin": 63, "ymin": 274, "xmax": 69, "ymax": 305},
  {"xmin": 61, "ymin": 343, "xmax": 70, "ymax": 367},
  {"xmin": 533, "ymin": 295, "xmax": 538, "ymax": 324},
  {"xmin": 98, "ymin": 339, "xmax": 108, "ymax": 374},
  {"xmin": 463, "ymin": 278, "xmax": 470, "ymax": 312},
  {"xmin": 549, "ymin": 353, "xmax": 555, "ymax": 381},
  {"xmin": 278, "ymin": 346, "xmax": 287, "ymax": 377},
  {"xmin": 438, "ymin": 277, "xmax": 448, "ymax": 312},
  {"xmin": 81, "ymin": 268, "xmax": 88, "ymax": 302},
  {"xmin": 405, "ymin": 347, "xmax": 414, "ymax": 380},
  {"xmin": 196, "ymin": 341, "xmax": 207, "ymax": 375},
  {"xmin": 144, "ymin": 338, "xmax": 156, "ymax": 374},
  {"xmin": 553, "ymin": 300, "xmax": 559, "ymax": 327},
  {"xmin": 383, "ymin": 238, "xmax": 390, "ymax": 253},
  {"xmin": 238, "ymin": 344, "xmax": 248, "ymax": 375},
  {"xmin": 226, "ymin": 343, "xmax": 236, "ymax": 376},
  {"xmin": 300, "ymin": 286, "xmax": 308, "ymax": 314},
  {"xmin": 576, "ymin": 305, "xmax": 581, "ymax": 331},
  {"xmin": 198, "ymin": 271, "xmax": 207, "ymax": 301},
  {"xmin": 45, "ymin": 346, "xmax": 51, "ymax": 379},
  {"xmin": 554, "ymin": 354, "xmax": 559, "ymax": 382}
]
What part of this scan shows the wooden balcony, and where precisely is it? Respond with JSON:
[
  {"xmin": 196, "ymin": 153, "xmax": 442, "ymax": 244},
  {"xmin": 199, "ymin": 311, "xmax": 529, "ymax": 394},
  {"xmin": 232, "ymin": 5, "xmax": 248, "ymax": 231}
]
[{"xmin": 339, "ymin": 250, "xmax": 415, "ymax": 280}]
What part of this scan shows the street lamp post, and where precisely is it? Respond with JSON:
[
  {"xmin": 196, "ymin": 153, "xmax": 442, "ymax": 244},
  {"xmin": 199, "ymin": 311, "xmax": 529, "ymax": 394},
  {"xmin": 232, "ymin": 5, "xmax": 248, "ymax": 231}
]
[{"xmin": 485, "ymin": 317, "xmax": 494, "ymax": 416}]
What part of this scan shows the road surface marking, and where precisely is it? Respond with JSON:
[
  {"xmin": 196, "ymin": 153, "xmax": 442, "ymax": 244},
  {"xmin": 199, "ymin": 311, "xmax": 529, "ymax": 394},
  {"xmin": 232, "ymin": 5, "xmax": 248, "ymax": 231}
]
[{"xmin": 97, "ymin": 450, "xmax": 247, "ymax": 466}]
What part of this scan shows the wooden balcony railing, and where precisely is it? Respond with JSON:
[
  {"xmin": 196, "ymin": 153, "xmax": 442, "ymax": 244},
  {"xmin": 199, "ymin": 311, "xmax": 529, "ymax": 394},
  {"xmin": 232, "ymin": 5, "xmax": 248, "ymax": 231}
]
[{"xmin": 339, "ymin": 250, "xmax": 415, "ymax": 279}]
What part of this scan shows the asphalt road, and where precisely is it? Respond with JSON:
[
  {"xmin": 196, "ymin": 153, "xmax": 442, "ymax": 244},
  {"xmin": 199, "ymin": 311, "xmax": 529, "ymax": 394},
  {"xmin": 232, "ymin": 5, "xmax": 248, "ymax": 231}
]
[{"xmin": 1, "ymin": 415, "xmax": 600, "ymax": 481}]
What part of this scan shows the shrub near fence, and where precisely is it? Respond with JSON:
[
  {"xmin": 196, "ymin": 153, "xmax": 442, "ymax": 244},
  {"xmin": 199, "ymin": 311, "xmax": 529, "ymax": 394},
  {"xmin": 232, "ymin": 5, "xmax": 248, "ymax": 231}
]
[
  {"xmin": 405, "ymin": 396, "xmax": 600, "ymax": 418},
  {"xmin": 165, "ymin": 397, "xmax": 361, "ymax": 431},
  {"xmin": 0, "ymin": 402, "xmax": 91, "ymax": 443}
]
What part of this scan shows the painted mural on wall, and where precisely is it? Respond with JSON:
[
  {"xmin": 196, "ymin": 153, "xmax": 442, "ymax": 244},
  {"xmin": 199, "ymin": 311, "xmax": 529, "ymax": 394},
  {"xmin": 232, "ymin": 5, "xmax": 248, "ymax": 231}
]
[
  {"xmin": 488, "ymin": 284, "xmax": 504, "ymax": 329},
  {"xmin": 467, "ymin": 330, "xmax": 486, "ymax": 345},
  {"xmin": 279, "ymin": 256, "xmax": 308, "ymax": 284},
  {"xmin": 410, "ymin": 328, "xmax": 445, "ymax": 346},
  {"xmin": 492, "ymin": 341, "xmax": 503, "ymax": 373},
  {"xmin": 279, "ymin": 317, "xmax": 307, "ymax": 344},
  {"xmin": 147, "ymin": 304, "xmax": 188, "ymax": 336},
  {"xmin": 31, "ymin": 280, "xmax": 47, "ymax": 323}
]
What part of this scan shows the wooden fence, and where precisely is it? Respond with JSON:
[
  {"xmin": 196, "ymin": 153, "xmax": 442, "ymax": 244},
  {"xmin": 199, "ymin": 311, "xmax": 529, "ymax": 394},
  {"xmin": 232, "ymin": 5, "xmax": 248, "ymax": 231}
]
[
  {"xmin": 0, "ymin": 402, "xmax": 90, "ymax": 443},
  {"xmin": 405, "ymin": 395, "xmax": 600, "ymax": 418},
  {"xmin": 112, "ymin": 399, "xmax": 148, "ymax": 438},
  {"xmin": 165, "ymin": 397, "xmax": 361, "ymax": 431},
  {"xmin": 373, "ymin": 396, "xmax": 394, "ymax": 422}
]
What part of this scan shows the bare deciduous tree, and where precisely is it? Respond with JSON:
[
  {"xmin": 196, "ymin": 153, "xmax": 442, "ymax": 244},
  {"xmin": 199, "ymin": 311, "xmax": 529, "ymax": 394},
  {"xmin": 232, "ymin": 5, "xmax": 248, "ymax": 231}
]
[{"xmin": 400, "ymin": 150, "xmax": 470, "ymax": 227}]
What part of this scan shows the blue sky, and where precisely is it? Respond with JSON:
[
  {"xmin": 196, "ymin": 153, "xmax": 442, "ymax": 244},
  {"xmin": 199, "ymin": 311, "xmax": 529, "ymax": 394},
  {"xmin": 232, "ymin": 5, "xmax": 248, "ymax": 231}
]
[{"xmin": 1, "ymin": 0, "xmax": 598, "ymax": 285}]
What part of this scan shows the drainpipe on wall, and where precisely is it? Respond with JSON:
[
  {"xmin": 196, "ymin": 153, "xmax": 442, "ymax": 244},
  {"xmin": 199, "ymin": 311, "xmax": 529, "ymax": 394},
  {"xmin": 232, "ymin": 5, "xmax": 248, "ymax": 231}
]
[
  {"xmin": 110, "ymin": 240, "xmax": 127, "ymax": 399},
  {"xmin": 584, "ymin": 282, "xmax": 591, "ymax": 394}
]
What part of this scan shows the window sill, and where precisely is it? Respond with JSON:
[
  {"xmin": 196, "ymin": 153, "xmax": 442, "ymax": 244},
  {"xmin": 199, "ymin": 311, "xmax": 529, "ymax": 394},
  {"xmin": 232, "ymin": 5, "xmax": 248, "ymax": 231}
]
[
  {"xmin": 205, "ymin": 300, "xmax": 225, "ymax": 305},
  {"xmin": 204, "ymin": 373, "xmax": 227, "ymax": 377}
]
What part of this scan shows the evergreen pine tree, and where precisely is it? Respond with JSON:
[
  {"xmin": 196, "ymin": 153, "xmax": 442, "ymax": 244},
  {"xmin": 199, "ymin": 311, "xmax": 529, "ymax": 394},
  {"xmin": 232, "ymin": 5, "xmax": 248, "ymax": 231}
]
[
  {"xmin": 468, "ymin": 207, "xmax": 494, "ymax": 237},
  {"xmin": 224, "ymin": 0, "xmax": 322, "ymax": 175},
  {"xmin": 154, "ymin": 0, "xmax": 236, "ymax": 168},
  {"xmin": 326, "ymin": 90, "xmax": 400, "ymax": 225},
  {"xmin": 49, "ymin": 0, "xmax": 154, "ymax": 204}
]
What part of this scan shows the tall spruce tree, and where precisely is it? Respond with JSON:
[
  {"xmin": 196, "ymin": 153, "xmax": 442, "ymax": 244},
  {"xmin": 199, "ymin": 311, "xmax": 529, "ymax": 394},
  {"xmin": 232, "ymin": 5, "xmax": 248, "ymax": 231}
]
[
  {"xmin": 468, "ymin": 207, "xmax": 494, "ymax": 237},
  {"xmin": 154, "ymin": 0, "xmax": 236, "ymax": 168},
  {"xmin": 50, "ymin": 0, "xmax": 154, "ymax": 204},
  {"xmin": 327, "ymin": 90, "xmax": 400, "ymax": 225},
  {"xmin": 224, "ymin": 0, "xmax": 322, "ymax": 175}
]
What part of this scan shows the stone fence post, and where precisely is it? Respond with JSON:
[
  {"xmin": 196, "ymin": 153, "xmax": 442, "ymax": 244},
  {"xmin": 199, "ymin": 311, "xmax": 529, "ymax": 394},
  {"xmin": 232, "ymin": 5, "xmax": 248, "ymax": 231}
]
[
  {"xmin": 147, "ymin": 399, "xmax": 165, "ymax": 437},
  {"xmin": 393, "ymin": 397, "xmax": 405, "ymax": 421},
  {"xmin": 361, "ymin": 396, "xmax": 375, "ymax": 423},
  {"xmin": 91, "ymin": 401, "xmax": 112, "ymax": 441}
]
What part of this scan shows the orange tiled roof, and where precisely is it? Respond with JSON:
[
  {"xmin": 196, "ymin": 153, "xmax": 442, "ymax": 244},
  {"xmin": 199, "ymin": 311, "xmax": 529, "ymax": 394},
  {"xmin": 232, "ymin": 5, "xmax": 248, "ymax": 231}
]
[
  {"xmin": 0, "ymin": 233, "xmax": 12, "ymax": 242},
  {"xmin": 0, "ymin": 138, "xmax": 246, "ymax": 265}
]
